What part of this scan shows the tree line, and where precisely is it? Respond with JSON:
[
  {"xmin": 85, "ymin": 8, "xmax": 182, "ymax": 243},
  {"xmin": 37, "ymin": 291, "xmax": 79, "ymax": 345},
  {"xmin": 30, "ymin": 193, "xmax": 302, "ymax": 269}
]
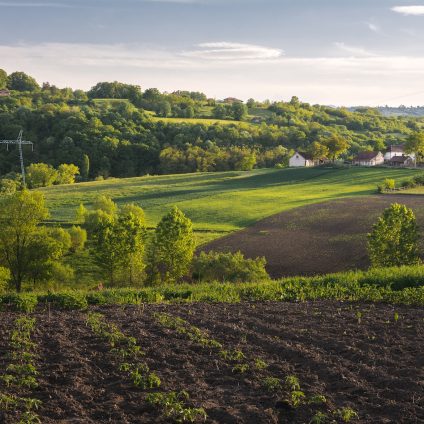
[
  {"xmin": 0, "ymin": 191, "xmax": 268, "ymax": 292},
  {"xmin": 1, "ymin": 69, "xmax": 424, "ymax": 181}
]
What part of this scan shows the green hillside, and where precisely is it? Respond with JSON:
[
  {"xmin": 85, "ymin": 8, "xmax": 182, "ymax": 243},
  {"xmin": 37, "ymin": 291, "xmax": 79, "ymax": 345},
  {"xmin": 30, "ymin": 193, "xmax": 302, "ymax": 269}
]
[{"xmin": 40, "ymin": 167, "xmax": 420, "ymax": 233}]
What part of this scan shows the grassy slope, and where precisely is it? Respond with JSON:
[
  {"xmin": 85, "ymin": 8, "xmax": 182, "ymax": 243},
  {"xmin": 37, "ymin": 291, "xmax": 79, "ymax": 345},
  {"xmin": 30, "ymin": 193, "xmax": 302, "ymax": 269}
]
[
  {"xmin": 149, "ymin": 116, "xmax": 248, "ymax": 126},
  {"xmin": 40, "ymin": 167, "xmax": 420, "ymax": 233}
]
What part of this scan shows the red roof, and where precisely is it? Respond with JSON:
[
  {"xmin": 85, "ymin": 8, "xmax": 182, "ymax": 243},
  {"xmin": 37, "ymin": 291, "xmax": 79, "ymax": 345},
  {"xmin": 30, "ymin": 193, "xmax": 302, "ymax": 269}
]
[
  {"xmin": 353, "ymin": 151, "xmax": 382, "ymax": 161},
  {"xmin": 390, "ymin": 155, "xmax": 411, "ymax": 163}
]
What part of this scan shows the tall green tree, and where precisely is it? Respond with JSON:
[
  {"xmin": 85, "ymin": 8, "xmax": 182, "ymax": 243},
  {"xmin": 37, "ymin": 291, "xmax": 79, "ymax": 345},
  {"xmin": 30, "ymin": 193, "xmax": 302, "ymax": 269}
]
[
  {"xmin": 232, "ymin": 102, "xmax": 248, "ymax": 121},
  {"xmin": 26, "ymin": 163, "xmax": 58, "ymax": 188},
  {"xmin": 146, "ymin": 206, "xmax": 195, "ymax": 285},
  {"xmin": 88, "ymin": 198, "xmax": 146, "ymax": 285},
  {"xmin": 0, "ymin": 69, "xmax": 7, "ymax": 89},
  {"xmin": 368, "ymin": 203, "xmax": 420, "ymax": 268},
  {"xmin": 0, "ymin": 191, "xmax": 49, "ymax": 291},
  {"xmin": 322, "ymin": 135, "xmax": 349, "ymax": 162},
  {"xmin": 7, "ymin": 71, "xmax": 39, "ymax": 92},
  {"xmin": 309, "ymin": 141, "xmax": 329, "ymax": 160},
  {"xmin": 405, "ymin": 132, "xmax": 424, "ymax": 162},
  {"xmin": 56, "ymin": 164, "xmax": 80, "ymax": 185},
  {"xmin": 81, "ymin": 154, "xmax": 90, "ymax": 180}
]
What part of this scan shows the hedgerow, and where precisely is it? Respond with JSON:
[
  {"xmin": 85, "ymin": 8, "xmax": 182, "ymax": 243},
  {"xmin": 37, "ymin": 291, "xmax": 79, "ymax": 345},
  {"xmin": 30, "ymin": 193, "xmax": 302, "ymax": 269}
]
[{"xmin": 1, "ymin": 265, "xmax": 424, "ymax": 309}]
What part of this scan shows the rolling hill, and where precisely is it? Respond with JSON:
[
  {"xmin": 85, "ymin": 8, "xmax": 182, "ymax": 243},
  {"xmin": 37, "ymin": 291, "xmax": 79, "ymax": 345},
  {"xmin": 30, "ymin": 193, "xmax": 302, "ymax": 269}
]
[{"xmin": 40, "ymin": 167, "xmax": 420, "ymax": 234}]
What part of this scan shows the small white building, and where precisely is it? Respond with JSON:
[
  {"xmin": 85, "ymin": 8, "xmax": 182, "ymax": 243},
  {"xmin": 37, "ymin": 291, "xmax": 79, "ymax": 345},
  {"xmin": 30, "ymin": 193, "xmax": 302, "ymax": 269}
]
[
  {"xmin": 384, "ymin": 144, "xmax": 415, "ymax": 161},
  {"xmin": 352, "ymin": 151, "xmax": 384, "ymax": 167},
  {"xmin": 289, "ymin": 152, "xmax": 316, "ymax": 167}
]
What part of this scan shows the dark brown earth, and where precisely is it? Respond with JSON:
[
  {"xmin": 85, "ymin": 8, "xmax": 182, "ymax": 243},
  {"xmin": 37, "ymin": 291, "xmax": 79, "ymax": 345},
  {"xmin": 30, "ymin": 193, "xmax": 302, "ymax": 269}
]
[
  {"xmin": 201, "ymin": 195, "xmax": 424, "ymax": 278},
  {"xmin": 1, "ymin": 302, "xmax": 423, "ymax": 423}
]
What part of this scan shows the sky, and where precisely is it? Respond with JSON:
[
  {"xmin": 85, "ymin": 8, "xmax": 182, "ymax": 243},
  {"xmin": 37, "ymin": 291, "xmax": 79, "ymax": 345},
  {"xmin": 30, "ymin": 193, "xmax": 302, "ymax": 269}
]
[{"xmin": 1, "ymin": 0, "xmax": 424, "ymax": 106}]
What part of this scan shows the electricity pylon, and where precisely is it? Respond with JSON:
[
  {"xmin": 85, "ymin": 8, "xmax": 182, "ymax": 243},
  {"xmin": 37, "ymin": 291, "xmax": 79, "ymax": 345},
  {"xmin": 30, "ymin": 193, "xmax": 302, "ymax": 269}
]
[{"xmin": 0, "ymin": 130, "xmax": 33, "ymax": 187}]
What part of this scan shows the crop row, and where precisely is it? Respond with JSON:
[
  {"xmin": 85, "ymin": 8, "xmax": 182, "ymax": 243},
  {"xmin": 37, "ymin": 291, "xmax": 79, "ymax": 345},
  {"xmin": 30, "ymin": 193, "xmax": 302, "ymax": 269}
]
[
  {"xmin": 0, "ymin": 316, "xmax": 41, "ymax": 424},
  {"xmin": 154, "ymin": 312, "xmax": 359, "ymax": 424},
  {"xmin": 86, "ymin": 312, "xmax": 206, "ymax": 423}
]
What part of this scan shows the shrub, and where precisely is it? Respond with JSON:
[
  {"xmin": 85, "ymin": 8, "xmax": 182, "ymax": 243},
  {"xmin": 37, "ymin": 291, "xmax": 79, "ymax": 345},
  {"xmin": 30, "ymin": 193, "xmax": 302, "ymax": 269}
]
[
  {"xmin": 68, "ymin": 226, "xmax": 87, "ymax": 252},
  {"xmin": 413, "ymin": 173, "xmax": 424, "ymax": 185},
  {"xmin": 383, "ymin": 179, "xmax": 395, "ymax": 190},
  {"xmin": 0, "ymin": 294, "xmax": 38, "ymax": 312},
  {"xmin": 39, "ymin": 292, "xmax": 88, "ymax": 310},
  {"xmin": 192, "ymin": 251, "xmax": 269, "ymax": 283},
  {"xmin": 0, "ymin": 267, "xmax": 10, "ymax": 293}
]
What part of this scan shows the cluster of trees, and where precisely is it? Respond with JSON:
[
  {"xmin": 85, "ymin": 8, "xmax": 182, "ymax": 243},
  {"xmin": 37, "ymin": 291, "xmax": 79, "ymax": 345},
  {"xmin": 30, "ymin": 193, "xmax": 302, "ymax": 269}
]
[
  {"xmin": 212, "ymin": 102, "xmax": 248, "ymax": 121},
  {"xmin": 0, "ymin": 190, "xmax": 269, "ymax": 292},
  {"xmin": 1, "ymin": 69, "xmax": 424, "ymax": 180},
  {"xmin": 0, "ymin": 190, "xmax": 87, "ymax": 292}
]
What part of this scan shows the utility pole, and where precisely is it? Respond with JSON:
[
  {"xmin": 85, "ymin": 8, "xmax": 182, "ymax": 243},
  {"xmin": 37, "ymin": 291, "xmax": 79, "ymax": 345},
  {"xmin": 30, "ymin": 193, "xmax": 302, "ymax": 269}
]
[{"xmin": 0, "ymin": 130, "xmax": 33, "ymax": 187}]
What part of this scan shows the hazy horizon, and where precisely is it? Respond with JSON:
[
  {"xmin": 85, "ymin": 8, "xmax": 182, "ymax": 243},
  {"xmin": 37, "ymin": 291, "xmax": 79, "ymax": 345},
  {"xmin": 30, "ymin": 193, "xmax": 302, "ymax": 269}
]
[{"xmin": 1, "ymin": 0, "xmax": 424, "ymax": 106}]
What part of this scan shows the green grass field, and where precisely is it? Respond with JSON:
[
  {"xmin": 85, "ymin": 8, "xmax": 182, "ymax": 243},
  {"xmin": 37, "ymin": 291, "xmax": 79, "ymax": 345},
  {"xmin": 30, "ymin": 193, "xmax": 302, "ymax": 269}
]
[
  {"xmin": 149, "ymin": 116, "xmax": 248, "ymax": 126},
  {"xmin": 39, "ymin": 167, "xmax": 420, "ymax": 234}
]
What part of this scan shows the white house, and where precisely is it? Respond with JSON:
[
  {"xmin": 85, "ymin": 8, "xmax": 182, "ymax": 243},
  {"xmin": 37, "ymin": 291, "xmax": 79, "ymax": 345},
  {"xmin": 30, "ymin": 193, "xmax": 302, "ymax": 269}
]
[
  {"xmin": 289, "ymin": 152, "xmax": 316, "ymax": 167},
  {"xmin": 352, "ymin": 151, "xmax": 384, "ymax": 167},
  {"xmin": 384, "ymin": 144, "xmax": 415, "ymax": 161}
]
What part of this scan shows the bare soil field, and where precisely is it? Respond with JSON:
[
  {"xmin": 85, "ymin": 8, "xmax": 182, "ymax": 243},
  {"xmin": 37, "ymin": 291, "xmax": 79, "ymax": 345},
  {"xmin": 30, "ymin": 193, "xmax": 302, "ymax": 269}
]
[
  {"xmin": 1, "ymin": 302, "xmax": 423, "ymax": 423},
  {"xmin": 202, "ymin": 195, "xmax": 424, "ymax": 278}
]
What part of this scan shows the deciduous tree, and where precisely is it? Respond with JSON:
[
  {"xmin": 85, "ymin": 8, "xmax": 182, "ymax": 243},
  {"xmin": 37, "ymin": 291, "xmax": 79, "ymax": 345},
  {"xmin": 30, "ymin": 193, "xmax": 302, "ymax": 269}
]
[
  {"xmin": 0, "ymin": 191, "xmax": 49, "ymax": 291},
  {"xmin": 146, "ymin": 207, "xmax": 195, "ymax": 285},
  {"xmin": 368, "ymin": 203, "xmax": 420, "ymax": 268}
]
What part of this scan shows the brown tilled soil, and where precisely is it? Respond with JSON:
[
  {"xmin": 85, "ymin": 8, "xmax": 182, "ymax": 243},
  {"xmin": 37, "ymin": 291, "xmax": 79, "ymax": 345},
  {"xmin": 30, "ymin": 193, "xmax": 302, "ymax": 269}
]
[
  {"xmin": 1, "ymin": 302, "xmax": 423, "ymax": 423},
  {"xmin": 201, "ymin": 195, "xmax": 424, "ymax": 278}
]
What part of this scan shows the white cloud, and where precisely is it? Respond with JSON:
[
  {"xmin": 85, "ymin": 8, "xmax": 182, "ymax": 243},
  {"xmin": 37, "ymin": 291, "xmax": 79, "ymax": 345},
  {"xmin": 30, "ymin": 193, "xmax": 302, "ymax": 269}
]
[
  {"xmin": 181, "ymin": 42, "xmax": 283, "ymax": 61},
  {"xmin": 1, "ymin": 42, "xmax": 424, "ymax": 106},
  {"xmin": 334, "ymin": 42, "xmax": 376, "ymax": 57},
  {"xmin": 392, "ymin": 6, "xmax": 424, "ymax": 16},
  {"xmin": 366, "ymin": 22, "xmax": 380, "ymax": 33}
]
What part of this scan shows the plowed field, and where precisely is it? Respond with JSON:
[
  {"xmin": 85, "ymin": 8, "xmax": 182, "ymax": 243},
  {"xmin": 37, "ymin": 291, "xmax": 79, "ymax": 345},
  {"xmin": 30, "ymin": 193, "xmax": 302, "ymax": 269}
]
[{"xmin": 1, "ymin": 302, "xmax": 423, "ymax": 423}]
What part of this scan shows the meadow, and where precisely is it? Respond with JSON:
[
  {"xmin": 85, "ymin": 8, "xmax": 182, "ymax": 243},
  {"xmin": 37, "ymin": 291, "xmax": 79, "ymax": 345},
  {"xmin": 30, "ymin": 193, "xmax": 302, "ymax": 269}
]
[{"xmin": 40, "ymin": 167, "xmax": 420, "ymax": 234}]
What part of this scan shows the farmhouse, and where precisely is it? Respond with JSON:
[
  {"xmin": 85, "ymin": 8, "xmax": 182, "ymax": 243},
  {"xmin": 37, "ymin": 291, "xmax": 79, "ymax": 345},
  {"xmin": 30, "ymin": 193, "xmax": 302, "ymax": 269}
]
[
  {"xmin": 389, "ymin": 155, "xmax": 415, "ymax": 167},
  {"xmin": 352, "ymin": 151, "xmax": 384, "ymax": 167},
  {"xmin": 384, "ymin": 144, "xmax": 404, "ymax": 161},
  {"xmin": 289, "ymin": 152, "xmax": 317, "ymax": 167},
  {"xmin": 0, "ymin": 89, "xmax": 10, "ymax": 97},
  {"xmin": 384, "ymin": 144, "xmax": 415, "ymax": 162}
]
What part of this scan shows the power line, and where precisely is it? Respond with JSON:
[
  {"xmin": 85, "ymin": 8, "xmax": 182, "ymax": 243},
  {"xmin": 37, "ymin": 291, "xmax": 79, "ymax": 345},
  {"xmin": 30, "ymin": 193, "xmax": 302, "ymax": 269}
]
[{"xmin": 0, "ymin": 130, "xmax": 34, "ymax": 187}]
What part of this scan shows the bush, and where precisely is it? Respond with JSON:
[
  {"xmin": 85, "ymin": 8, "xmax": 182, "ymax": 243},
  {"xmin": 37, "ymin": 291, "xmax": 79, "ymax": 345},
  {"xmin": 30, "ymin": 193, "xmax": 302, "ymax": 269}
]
[
  {"xmin": 192, "ymin": 251, "xmax": 269, "ymax": 283},
  {"xmin": 39, "ymin": 292, "xmax": 88, "ymax": 310},
  {"xmin": 68, "ymin": 226, "xmax": 87, "ymax": 252},
  {"xmin": 0, "ymin": 267, "xmax": 10, "ymax": 293},
  {"xmin": 383, "ymin": 179, "xmax": 395, "ymax": 190},
  {"xmin": 413, "ymin": 173, "xmax": 424, "ymax": 185},
  {"xmin": 0, "ymin": 294, "xmax": 38, "ymax": 312}
]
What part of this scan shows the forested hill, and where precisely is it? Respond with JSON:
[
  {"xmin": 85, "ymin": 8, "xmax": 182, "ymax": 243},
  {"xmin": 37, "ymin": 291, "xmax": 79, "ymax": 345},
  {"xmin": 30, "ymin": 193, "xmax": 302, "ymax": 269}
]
[{"xmin": 1, "ymin": 69, "xmax": 423, "ymax": 180}]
